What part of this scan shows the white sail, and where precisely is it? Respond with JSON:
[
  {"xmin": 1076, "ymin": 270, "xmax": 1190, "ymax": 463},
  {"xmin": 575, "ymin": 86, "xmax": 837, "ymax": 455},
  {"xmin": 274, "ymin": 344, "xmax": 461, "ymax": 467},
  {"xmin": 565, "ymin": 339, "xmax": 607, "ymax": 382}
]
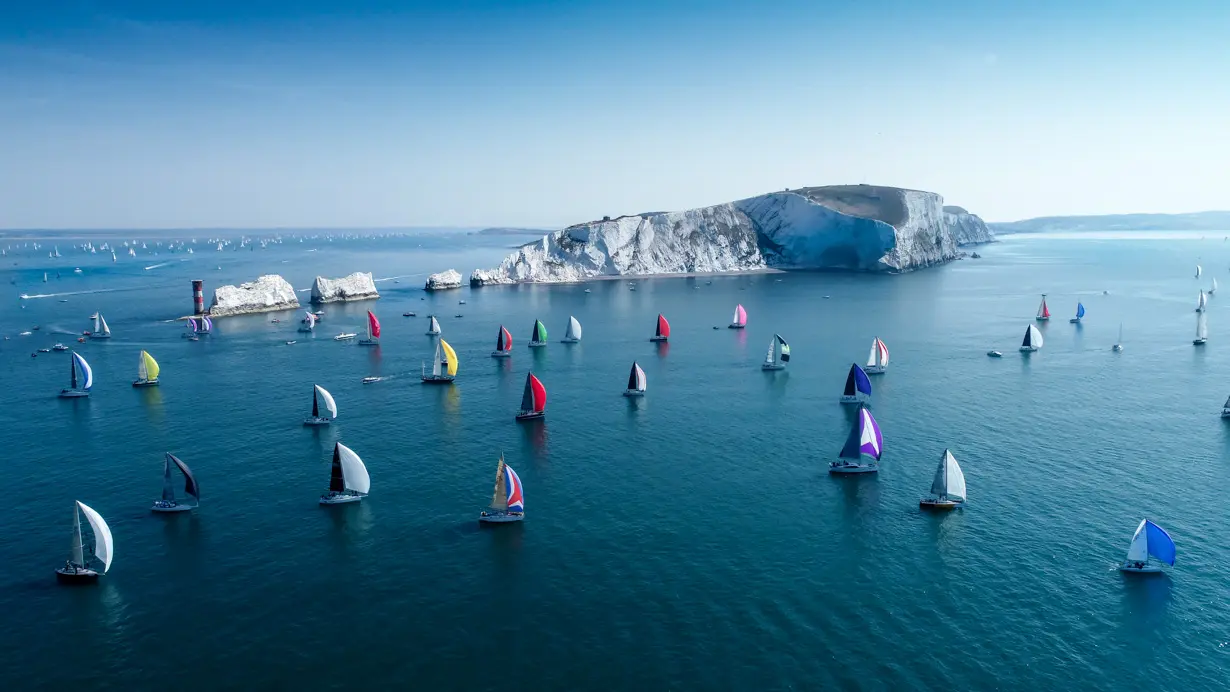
[
  {"xmin": 929, "ymin": 450, "xmax": 966, "ymax": 501},
  {"xmin": 1197, "ymin": 312, "xmax": 1208, "ymax": 340},
  {"xmin": 77, "ymin": 501, "xmax": 113, "ymax": 573},
  {"xmin": 100, "ymin": 314, "xmax": 111, "ymax": 336},
  {"xmin": 93, "ymin": 313, "xmax": 101, "ymax": 333},
  {"xmin": 765, "ymin": 338, "xmax": 777, "ymax": 365},
  {"xmin": 314, "ymin": 385, "xmax": 338, "ymax": 418},
  {"xmin": 866, "ymin": 341, "xmax": 878, "ymax": 367},
  {"xmin": 1027, "ymin": 324, "xmax": 1044, "ymax": 348},
  {"xmin": 1214, "ymin": 278, "xmax": 1220, "ymax": 293},
  {"xmin": 1198, "ymin": 290, "xmax": 1208, "ymax": 311},
  {"xmin": 566, "ymin": 316, "xmax": 582, "ymax": 340},
  {"xmin": 1196, "ymin": 264, "xmax": 1203, "ymax": 278},
  {"xmin": 70, "ymin": 505, "xmax": 85, "ymax": 566},
  {"xmin": 137, "ymin": 351, "xmax": 148, "ymax": 380},
  {"xmin": 633, "ymin": 363, "xmax": 646, "ymax": 391},
  {"xmin": 432, "ymin": 340, "xmax": 443, "ymax": 376},
  {"xmin": 429, "ymin": 316, "xmax": 441, "ymax": 333},
  {"xmin": 336, "ymin": 443, "xmax": 370, "ymax": 495},
  {"xmin": 1125, "ymin": 519, "xmax": 1149, "ymax": 563}
]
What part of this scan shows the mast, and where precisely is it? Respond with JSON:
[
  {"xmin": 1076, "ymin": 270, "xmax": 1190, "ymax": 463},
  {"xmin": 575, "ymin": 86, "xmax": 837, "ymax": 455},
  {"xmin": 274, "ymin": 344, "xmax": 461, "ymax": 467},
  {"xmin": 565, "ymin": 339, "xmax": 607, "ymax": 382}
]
[{"xmin": 70, "ymin": 503, "xmax": 85, "ymax": 567}]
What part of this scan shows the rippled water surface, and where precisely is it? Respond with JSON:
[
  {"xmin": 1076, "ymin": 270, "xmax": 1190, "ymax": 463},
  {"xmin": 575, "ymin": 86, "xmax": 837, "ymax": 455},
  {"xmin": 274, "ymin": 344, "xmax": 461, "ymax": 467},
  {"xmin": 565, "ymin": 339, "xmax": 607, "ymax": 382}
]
[{"xmin": 2, "ymin": 231, "xmax": 1228, "ymax": 690}]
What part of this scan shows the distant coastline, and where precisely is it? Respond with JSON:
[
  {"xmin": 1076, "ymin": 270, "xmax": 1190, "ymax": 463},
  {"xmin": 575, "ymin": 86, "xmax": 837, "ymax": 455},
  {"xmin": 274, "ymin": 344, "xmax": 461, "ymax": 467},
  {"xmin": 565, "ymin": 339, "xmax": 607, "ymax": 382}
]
[{"xmin": 991, "ymin": 211, "xmax": 1230, "ymax": 233}]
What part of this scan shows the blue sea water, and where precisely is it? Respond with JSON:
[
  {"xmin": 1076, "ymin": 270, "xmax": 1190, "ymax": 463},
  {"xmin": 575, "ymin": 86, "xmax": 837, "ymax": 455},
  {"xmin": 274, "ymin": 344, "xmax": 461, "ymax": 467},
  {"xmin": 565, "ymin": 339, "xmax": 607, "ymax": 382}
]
[{"xmin": 1, "ymin": 231, "xmax": 1228, "ymax": 690}]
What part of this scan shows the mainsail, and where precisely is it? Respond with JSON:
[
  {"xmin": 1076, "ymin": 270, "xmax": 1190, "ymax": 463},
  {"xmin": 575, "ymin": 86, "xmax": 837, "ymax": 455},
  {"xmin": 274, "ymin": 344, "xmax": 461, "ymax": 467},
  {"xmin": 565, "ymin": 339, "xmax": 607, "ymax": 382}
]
[
  {"xmin": 163, "ymin": 453, "xmax": 201, "ymax": 504},
  {"xmin": 1022, "ymin": 324, "xmax": 1043, "ymax": 349},
  {"xmin": 930, "ymin": 449, "xmax": 966, "ymax": 502},
  {"xmin": 626, "ymin": 362, "xmax": 646, "ymax": 392},
  {"xmin": 137, "ymin": 350, "xmax": 159, "ymax": 381},
  {"xmin": 1036, "ymin": 296, "xmax": 1050, "ymax": 319},
  {"xmin": 843, "ymin": 363, "xmax": 872, "ymax": 397},
  {"xmin": 1197, "ymin": 312, "xmax": 1208, "ymax": 341},
  {"xmin": 565, "ymin": 316, "xmax": 582, "ymax": 340},
  {"xmin": 1126, "ymin": 519, "xmax": 1176, "ymax": 565},
  {"xmin": 520, "ymin": 373, "xmax": 546, "ymax": 413},
  {"xmin": 495, "ymin": 325, "xmax": 512, "ymax": 352},
  {"xmin": 731, "ymin": 304, "xmax": 747, "ymax": 327},
  {"xmin": 428, "ymin": 315, "xmax": 441, "ymax": 333},
  {"xmin": 866, "ymin": 338, "xmax": 889, "ymax": 368}
]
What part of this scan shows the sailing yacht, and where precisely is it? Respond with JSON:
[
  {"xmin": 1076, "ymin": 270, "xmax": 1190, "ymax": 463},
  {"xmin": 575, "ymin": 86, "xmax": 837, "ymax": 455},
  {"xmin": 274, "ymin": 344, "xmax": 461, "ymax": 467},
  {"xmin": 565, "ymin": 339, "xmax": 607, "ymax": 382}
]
[
  {"xmin": 650, "ymin": 314, "xmax": 670, "ymax": 342},
  {"xmin": 919, "ymin": 449, "xmax": 966, "ymax": 510},
  {"xmin": 319, "ymin": 442, "xmax": 371, "ymax": 505},
  {"xmin": 623, "ymin": 362, "xmax": 647, "ymax": 397},
  {"xmin": 1113, "ymin": 323, "xmax": 1124, "ymax": 352},
  {"xmin": 151, "ymin": 453, "xmax": 200, "ymax": 512},
  {"xmin": 55, "ymin": 501, "xmax": 113, "ymax": 584},
  {"xmin": 426, "ymin": 315, "xmax": 441, "ymax": 336},
  {"xmin": 729, "ymin": 304, "xmax": 747, "ymax": 329},
  {"xmin": 762, "ymin": 334, "xmax": 790, "ymax": 370},
  {"xmin": 1035, "ymin": 295, "xmax": 1050, "ymax": 321},
  {"xmin": 1220, "ymin": 396, "xmax": 1230, "ymax": 418},
  {"xmin": 1069, "ymin": 302, "xmax": 1086, "ymax": 324},
  {"xmin": 829, "ymin": 404, "xmax": 883, "ymax": 474},
  {"xmin": 864, "ymin": 337, "xmax": 889, "ymax": 374},
  {"xmin": 479, "ymin": 454, "xmax": 524, "ymax": 523},
  {"xmin": 1195, "ymin": 264, "xmax": 1203, "ymax": 279},
  {"xmin": 491, "ymin": 325, "xmax": 513, "ymax": 357},
  {"xmin": 198, "ymin": 315, "xmax": 213, "ymax": 336},
  {"xmin": 560, "ymin": 316, "xmax": 582, "ymax": 343},
  {"xmin": 132, "ymin": 350, "xmax": 160, "ymax": 387},
  {"xmin": 839, "ymin": 363, "xmax": 872, "ymax": 404},
  {"xmin": 359, "ymin": 310, "xmax": 381, "ymax": 346},
  {"xmin": 1020, "ymin": 324, "xmax": 1043, "ymax": 352},
  {"xmin": 1119, "ymin": 519, "xmax": 1176, "ymax": 573},
  {"xmin": 516, "ymin": 372, "xmax": 547, "ymax": 420},
  {"xmin": 89, "ymin": 312, "xmax": 112, "ymax": 339},
  {"xmin": 1196, "ymin": 290, "xmax": 1207, "ymax": 313},
  {"xmin": 529, "ymin": 319, "xmax": 548, "ymax": 347},
  {"xmin": 421, "ymin": 338, "xmax": 459, "ymax": 383},
  {"xmin": 60, "ymin": 352, "xmax": 93, "ymax": 398},
  {"xmin": 1211, "ymin": 277, "xmax": 1219, "ymax": 296},
  {"xmin": 303, "ymin": 384, "xmax": 338, "ymax": 425},
  {"xmin": 1194, "ymin": 312, "xmax": 1208, "ymax": 345},
  {"xmin": 297, "ymin": 311, "xmax": 317, "ymax": 333}
]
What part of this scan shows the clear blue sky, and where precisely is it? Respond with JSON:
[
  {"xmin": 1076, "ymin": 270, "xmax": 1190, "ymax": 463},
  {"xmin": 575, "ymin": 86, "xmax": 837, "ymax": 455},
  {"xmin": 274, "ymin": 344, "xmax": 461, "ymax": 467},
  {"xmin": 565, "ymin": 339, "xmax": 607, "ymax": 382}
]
[{"xmin": 1, "ymin": 0, "xmax": 1227, "ymax": 229}]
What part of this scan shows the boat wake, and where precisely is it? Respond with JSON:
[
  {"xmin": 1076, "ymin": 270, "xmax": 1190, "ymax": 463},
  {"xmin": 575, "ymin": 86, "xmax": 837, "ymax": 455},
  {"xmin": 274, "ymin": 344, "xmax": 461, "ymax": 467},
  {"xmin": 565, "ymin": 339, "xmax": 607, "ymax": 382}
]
[
  {"xmin": 19, "ymin": 287, "xmax": 126, "ymax": 300},
  {"xmin": 375, "ymin": 274, "xmax": 423, "ymax": 283},
  {"xmin": 144, "ymin": 259, "xmax": 189, "ymax": 270}
]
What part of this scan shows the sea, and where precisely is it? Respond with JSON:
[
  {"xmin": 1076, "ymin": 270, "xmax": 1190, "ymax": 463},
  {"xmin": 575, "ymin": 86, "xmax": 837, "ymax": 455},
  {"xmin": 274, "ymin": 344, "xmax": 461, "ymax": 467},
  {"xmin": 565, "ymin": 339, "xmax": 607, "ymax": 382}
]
[{"xmin": 1, "ymin": 230, "xmax": 1227, "ymax": 690}]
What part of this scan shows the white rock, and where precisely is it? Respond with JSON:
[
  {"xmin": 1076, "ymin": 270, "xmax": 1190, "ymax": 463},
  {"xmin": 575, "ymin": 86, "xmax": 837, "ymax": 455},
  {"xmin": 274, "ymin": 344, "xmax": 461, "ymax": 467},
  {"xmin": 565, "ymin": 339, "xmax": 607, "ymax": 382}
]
[
  {"xmin": 310, "ymin": 272, "xmax": 379, "ymax": 303},
  {"xmin": 425, "ymin": 269, "xmax": 463, "ymax": 291},
  {"xmin": 209, "ymin": 275, "xmax": 299, "ymax": 316}
]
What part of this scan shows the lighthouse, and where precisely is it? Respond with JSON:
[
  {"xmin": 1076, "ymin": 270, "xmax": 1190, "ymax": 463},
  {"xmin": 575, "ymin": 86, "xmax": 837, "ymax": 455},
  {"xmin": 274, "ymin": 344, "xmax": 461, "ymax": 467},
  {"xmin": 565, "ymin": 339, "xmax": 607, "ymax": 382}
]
[{"xmin": 192, "ymin": 280, "xmax": 205, "ymax": 315}]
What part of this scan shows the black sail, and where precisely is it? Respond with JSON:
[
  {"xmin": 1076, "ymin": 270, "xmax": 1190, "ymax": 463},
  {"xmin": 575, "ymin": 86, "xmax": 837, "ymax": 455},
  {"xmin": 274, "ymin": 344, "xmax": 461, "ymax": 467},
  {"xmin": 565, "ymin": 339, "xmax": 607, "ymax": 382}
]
[
  {"xmin": 312, "ymin": 387, "xmax": 319, "ymax": 417},
  {"xmin": 627, "ymin": 362, "xmax": 638, "ymax": 390},
  {"xmin": 328, "ymin": 444, "xmax": 345, "ymax": 492}
]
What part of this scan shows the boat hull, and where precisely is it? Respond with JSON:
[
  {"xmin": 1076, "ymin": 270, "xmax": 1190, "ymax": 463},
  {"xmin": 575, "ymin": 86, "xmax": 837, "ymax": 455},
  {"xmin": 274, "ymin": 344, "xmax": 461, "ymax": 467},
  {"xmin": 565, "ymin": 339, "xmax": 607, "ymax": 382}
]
[
  {"xmin": 1019, "ymin": 346, "xmax": 1038, "ymax": 352},
  {"xmin": 920, "ymin": 498, "xmax": 962, "ymax": 511},
  {"xmin": 987, "ymin": 351, "xmax": 1003, "ymax": 358},
  {"xmin": 1069, "ymin": 318, "xmax": 1081, "ymax": 324},
  {"xmin": 320, "ymin": 493, "xmax": 363, "ymax": 505},
  {"xmin": 865, "ymin": 366, "xmax": 886, "ymax": 375},
  {"xmin": 56, "ymin": 567, "xmax": 100, "ymax": 584},
  {"xmin": 838, "ymin": 395, "xmax": 867, "ymax": 405},
  {"xmin": 491, "ymin": 351, "xmax": 512, "ymax": 358},
  {"xmin": 59, "ymin": 390, "xmax": 89, "ymax": 398},
  {"xmin": 829, "ymin": 462, "xmax": 878, "ymax": 474},
  {"xmin": 421, "ymin": 375, "xmax": 455, "ymax": 384},
  {"xmin": 1119, "ymin": 563, "xmax": 1163, "ymax": 574},
  {"xmin": 426, "ymin": 330, "xmax": 440, "ymax": 335},
  {"xmin": 1112, "ymin": 345, "xmax": 1123, "ymax": 352},
  {"xmin": 649, "ymin": 336, "xmax": 668, "ymax": 342},
  {"xmin": 296, "ymin": 327, "xmax": 313, "ymax": 333},
  {"xmin": 132, "ymin": 379, "xmax": 159, "ymax": 388},
  {"xmin": 516, "ymin": 411, "xmax": 545, "ymax": 421},
  {"xmin": 1035, "ymin": 317, "xmax": 1049, "ymax": 322},
  {"xmin": 728, "ymin": 324, "xmax": 745, "ymax": 329},
  {"xmin": 762, "ymin": 363, "xmax": 786, "ymax": 371},
  {"xmin": 529, "ymin": 341, "xmax": 548, "ymax": 348},
  {"xmin": 1221, "ymin": 410, "xmax": 1230, "ymax": 418},
  {"xmin": 559, "ymin": 338, "xmax": 580, "ymax": 344},
  {"xmin": 358, "ymin": 339, "xmax": 379, "ymax": 346},
  {"xmin": 623, "ymin": 390, "xmax": 645, "ymax": 397},
  {"xmin": 151, "ymin": 502, "xmax": 193, "ymax": 513},
  {"xmin": 479, "ymin": 511, "xmax": 524, "ymax": 524},
  {"xmin": 1194, "ymin": 339, "xmax": 1207, "ymax": 345},
  {"xmin": 303, "ymin": 417, "xmax": 332, "ymax": 426}
]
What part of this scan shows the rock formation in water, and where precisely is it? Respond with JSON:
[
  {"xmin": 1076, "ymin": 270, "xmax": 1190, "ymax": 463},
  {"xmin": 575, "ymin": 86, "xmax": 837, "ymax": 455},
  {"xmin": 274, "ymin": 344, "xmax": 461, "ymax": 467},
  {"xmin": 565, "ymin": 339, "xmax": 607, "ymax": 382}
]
[
  {"xmin": 425, "ymin": 269, "xmax": 463, "ymax": 291},
  {"xmin": 310, "ymin": 272, "xmax": 379, "ymax": 303},
  {"xmin": 209, "ymin": 275, "xmax": 299, "ymax": 316},
  {"xmin": 468, "ymin": 185, "xmax": 994, "ymax": 285}
]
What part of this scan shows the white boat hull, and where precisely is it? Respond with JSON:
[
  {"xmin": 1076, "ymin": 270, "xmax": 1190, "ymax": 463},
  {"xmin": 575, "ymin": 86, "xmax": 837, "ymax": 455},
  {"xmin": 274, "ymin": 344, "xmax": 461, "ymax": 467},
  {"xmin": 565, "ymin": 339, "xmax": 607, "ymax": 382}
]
[
  {"xmin": 303, "ymin": 417, "xmax": 332, "ymax": 426},
  {"xmin": 762, "ymin": 363, "xmax": 786, "ymax": 371},
  {"xmin": 1119, "ymin": 562, "xmax": 1163, "ymax": 574},
  {"xmin": 1112, "ymin": 345, "xmax": 1123, "ymax": 352},
  {"xmin": 529, "ymin": 341, "xmax": 548, "ymax": 348},
  {"xmin": 320, "ymin": 493, "xmax": 363, "ymax": 505},
  {"xmin": 132, "ymin": 379, "xmax": 159, "ymax": 388},
  {"xmin": 865, "ymin": 366, "xmax": 886, "ymax": 375},
  {"xmin": 59, "ymin": 390, "xmax": 89, "ymax": 398},
  {"xmin": 829, "ymin": 462, "xmax": 878, "ymax": 474},
  {"xmin": 479, "ymin": 511, "xmax": 524, "ymax": 523},
  {"xmin": 491, "ymin": 351, "xmax": 512, "ymax": 358},
  {"xmin": 1194, "ymin": 339, "xmax": 1207, "ymax": 345},
  {"xmin": 1019, "ymin": 346, "xmax": 1038, "ymax": 352},
  {"xmin": 151, "ymin": 502, "xmax": 194, "ymax": 513},
  {"xmin": 623, "ymin": 390, "xmax": 645, "ymax": 397}
]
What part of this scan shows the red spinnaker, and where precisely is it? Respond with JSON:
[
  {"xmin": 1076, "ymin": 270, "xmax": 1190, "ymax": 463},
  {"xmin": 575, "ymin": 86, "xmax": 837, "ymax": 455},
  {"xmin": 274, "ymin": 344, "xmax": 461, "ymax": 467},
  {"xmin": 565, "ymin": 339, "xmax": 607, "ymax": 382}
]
[
  {"xmin": 367, "ymin": 311, "xmax": 381, "ymax": 338},
  {"xmin": 656, "ymin": 314, "xmax": 671, "ymax": 338},
  {"xmin": 530, "ymin": 373, "xmax": 547, "ymax": 412}
]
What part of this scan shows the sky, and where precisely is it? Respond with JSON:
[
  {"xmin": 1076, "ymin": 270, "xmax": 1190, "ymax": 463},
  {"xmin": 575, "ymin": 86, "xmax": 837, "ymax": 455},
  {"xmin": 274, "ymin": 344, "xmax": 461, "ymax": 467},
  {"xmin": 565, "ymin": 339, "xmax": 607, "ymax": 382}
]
[{"xmin": 1, "ymin": 0, "xmax": 1228, "ymax": 229}]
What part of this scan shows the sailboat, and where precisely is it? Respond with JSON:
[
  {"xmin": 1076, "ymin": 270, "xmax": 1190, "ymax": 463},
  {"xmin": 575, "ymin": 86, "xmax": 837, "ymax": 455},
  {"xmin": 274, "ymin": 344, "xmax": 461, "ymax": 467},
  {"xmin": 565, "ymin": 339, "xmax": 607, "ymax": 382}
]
[
  {"xmin": 297, "ymin": 311, "xmax": 317, "ymax": 334},
  {"xmin": 516, "ymin": 372, "xmax": 547, "ymax": 420},
  {"xmin": 55, "ymin": 501, "xmax": 113, "ymax": 584},
  {"xmin": 303, "ymin": 384, "xmax": 338, "ymax": 425},
  {"xmin": 1020, "ymin": 324, "xmax": 1043, "ymax": 352},
  {"xmin": 1221, "ymin": 395, "xmax": 1230, "ymax": 418},
  {"xmin": 560, "ymin": 316, "xmax": 582, "ymax": 343},
  {"xmin": 1196, "ymin": 290, "xmax": 1208, "ymax": 313},
  {"xmin": 319, "ymin": 442, "xmax": 371, "ymax": 505},
  {"xmin": 1070, "ymin": 302, "xmax": 1086, "ymax": 324},
  {"xmin": 919, "ymin": 449, "xmax": 966, "ymax": 510},
  {"xmin": 1211, "ymin": 277, "xmax": 1219, "ymax": 296},
  {"xmin": 729, "ymin": 304, "xmax": 747, "ymax": 329},
  {"xmin": 359, "ymin": 310, "xmax": 380, "ymax": 345},
  {"xmin": 426, "ymin": 315, "xmax": 441, "ymax": 336},
  {"xmin": 43, "ymin": 272, "xmax": 47, "ymax": 282},
  {"xmin": 133, "ymin": 350, "xmax": 160, "ymax": 387},
  {"xmin": 1113, "ymin": 323, "xmax": 1124, "ymax": 352},
  {"xmin": 421, "ymin": 338, "xmax": 458, "ymax": 383},
  {"xmin": 762, "ymin": 334, "xmax": 790, "ymax": 370},
  {"xmin": 623, "ymin": 361, "xmax": 647, "ymax": 397},
  {"xmin": 1035, "ymin": 294, "xmax": 1050, "ymax": 321},
  {"xmin": 1119, "ymin": 519, "xmax": 1176, "ymax": 573},
  {"xmin": 839, "ymin": 363, "xmax": 872, "ymax": 404},
  {"xmin": 479, "ymin": 454, "xmax": 524, "ymax": 523},
  {"xmin": 650, "ymin": 313, "xmax": 670, "ymax": 342},
  {"xmin": 198, "ymin": 315, "xmax": 213, "ymax": 336},
  {"xmin": 864, "ymin": 337, "xmax": 890, "ymax": 374},
  {"xmin": 829, "ymin": 404, "xmax": 883, "ymax": 474},
  {"xmin": 491, "ymin": 325, "xmax": 513, "ymax": 358},
  {"xmin": 1194, "ymin": 312, "xmax": 1208, "ymax": 345},
  {"xmin": 1195, "ymin": 264, "xmax": 1203, "ymax": 279},
  {"xmin": 151, "ymin": 453, "xmax": 200, "ymax": 512},
  {"xmin": 529, "ymin": 319, "xmax": 548, "ymax": 347},
  {"xmin": 60, "ymin": 352, "xmax": 93, "ymax": 398},
  {"xmin": 89, "ymin": 312, "xmax": 112, "ymax": 339}
]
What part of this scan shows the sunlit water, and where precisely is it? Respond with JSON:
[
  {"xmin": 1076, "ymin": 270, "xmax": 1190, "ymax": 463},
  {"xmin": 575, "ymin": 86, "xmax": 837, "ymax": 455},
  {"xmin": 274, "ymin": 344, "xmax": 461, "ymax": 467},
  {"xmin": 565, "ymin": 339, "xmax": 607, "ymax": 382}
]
[{"xmin": 2, "ymin": 231, "xmax": 1228, "ymax": 690}]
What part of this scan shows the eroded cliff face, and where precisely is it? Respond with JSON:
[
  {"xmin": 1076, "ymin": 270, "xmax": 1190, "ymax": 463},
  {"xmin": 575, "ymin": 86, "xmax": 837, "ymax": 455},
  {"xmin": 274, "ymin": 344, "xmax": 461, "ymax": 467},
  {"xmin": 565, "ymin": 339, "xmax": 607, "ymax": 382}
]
[
  {"xmin": 209, "ymin": 275, "xmax": 299, "ymax": 316},
  {"xmin": 425, "ymin": 269, "xmax": 463, "ymax": 291},
  {"xmin": 469, "ymin": 185, "xmax": 992, "ymax": 285},
  {"xmin": 310, "ymin": 272, "xmax": 379, "ymax": 303}
]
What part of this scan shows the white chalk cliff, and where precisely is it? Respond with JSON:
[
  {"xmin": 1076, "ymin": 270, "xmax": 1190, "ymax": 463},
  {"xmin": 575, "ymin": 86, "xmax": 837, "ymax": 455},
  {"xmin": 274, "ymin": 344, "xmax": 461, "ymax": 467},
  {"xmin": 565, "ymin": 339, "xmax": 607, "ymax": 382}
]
[
  {"xmin": 425, "ymin": 269, "xmax": 463, "ymax": 291},
  {"xmin": 469, "ymin": 185, "xmax": 993, "ymax": 285},
  {"xmin": 209, "ymin": 275, "xmax": 300, "ymax": 316},
  {"xmin": 310, "ymin": 272, "xmax": 379, "ymax": 303}
]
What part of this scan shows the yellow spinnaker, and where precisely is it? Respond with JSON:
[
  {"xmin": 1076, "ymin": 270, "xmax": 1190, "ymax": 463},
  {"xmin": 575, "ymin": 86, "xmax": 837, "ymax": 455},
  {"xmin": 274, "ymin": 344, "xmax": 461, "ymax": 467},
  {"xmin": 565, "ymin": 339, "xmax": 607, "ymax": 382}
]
[
  {"xmin": 139, "ymin": 350, "xmax": 160, "ymax": 380},
  {"xmin": 440, "ymin": 339, "xmax": 458, "ymax": 376}
]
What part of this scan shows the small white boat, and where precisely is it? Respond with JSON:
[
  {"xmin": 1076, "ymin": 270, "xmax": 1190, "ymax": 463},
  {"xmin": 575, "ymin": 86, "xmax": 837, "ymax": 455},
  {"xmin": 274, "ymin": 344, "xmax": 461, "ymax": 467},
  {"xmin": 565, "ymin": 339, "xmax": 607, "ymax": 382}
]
[
  {"xmin": 864, "ymin": 337, "xmax": 889, "ymax": 374},
  {"xmin": 151, "ymin": 453, "xmax": 200, "ymax": 513},
  {"xmin": 829, "ymin": 405, "xmax": 882, "ymax": 474},
  {"xmin": 584, "ymin": 288, "xmax": 592, "ymax": 293},
  {"xmin": 320, "ymin": 442, "xmax": 370, "ymax": 505},
  {"xmin": 1119, "ymin": 519, "xmax": 1176, "ymax": 573},
  {"xmin": 303, "ymin": 384, "xmax": 337, "ymax": 425},
  {"xmin": 559, "ymin": 316, "xmax": 582, "ymax": 343},
  {"xmin": 623, "ymin": 361, "xmax": 646, "ymax": 397},
  {"xmin": 55, "ymin": 501, "xmax": 113, "ymax": 584},
  {"xmin": 529, "ymin": 319, "xmax": 549, "ymax": 347},
  {"xmin": 426, "ymin": 315, "xmax": 441, "ymax": 336},
  {"xmin": 1194, "ymin": 312, "xmax": 1208, "ymax": 346},
  {"xmin": 132, "ymin": 350, "xmax": 160, "ymax": 387},
  {"xmin": 362, "ymin": 376, "xmax": 383, "ymax": 384},
  {"xmin": 333, "ymin": 333, "xmax": 357, "ymax": 341},
  {"xmin": 762, "ymin": 334, "xmax": 790, "ymax": 370},
  {"xmin": 839, "ymin": 363, "xmax": 872, "ymax": 404},
  {"xmin": 1113, "ymin": 323, "xmax": 1124, "ymax": 352},
  {"xmin": 1020, "ymin": 324, "xmax": 1043, "ymax": 352},
  {"xmin": 59, "ymin": 352, "xmax": 93, "ymax": 398},
  {"xmin": 987, "ymin": 350, "xmax": 1003, "ymax": 358},
  {"xmin": 459, "ymin": 300, "xmax": 466, "ymax": 305},
  {"xmin": 919, "ymin": 449, "xmax": 966, "ymax": 510},
  {"xmin": 479, "ymin": 454, "xmax": 524, "ymax": 523},
  {"xmin": 358, "ymin": 310, "xmax": 380, "ymax": 346},
  {"xmin": 52, "ymin": 343, "xmax": 68, "ymax": 351},
  {"xmin": 285, "ymin": 340, "xmax": 296, "ymax": 345},
  {"xmin": 422, "ymin": 338, "xmax": 458, "ymax": 383},
  {"xmin": 1035, "ymin": 294, "xmax": 1050, "ymax": 321}
]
